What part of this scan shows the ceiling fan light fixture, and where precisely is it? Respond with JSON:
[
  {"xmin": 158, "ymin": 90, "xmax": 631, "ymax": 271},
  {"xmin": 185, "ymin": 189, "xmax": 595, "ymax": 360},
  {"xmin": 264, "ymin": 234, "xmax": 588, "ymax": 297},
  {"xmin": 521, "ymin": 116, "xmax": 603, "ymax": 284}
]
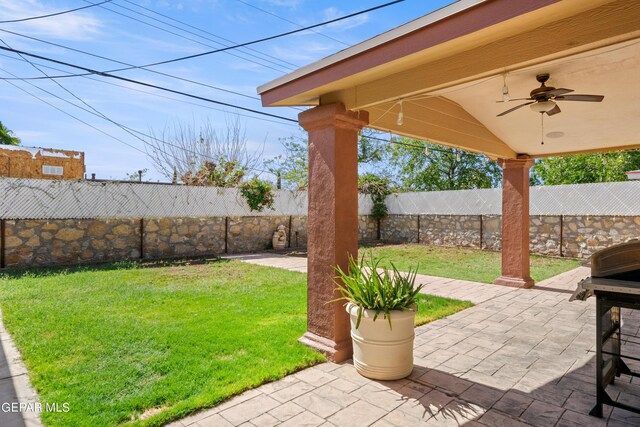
[{"xmin": 530, "ymin": 100, "xmax": 557, "ymax": 113}]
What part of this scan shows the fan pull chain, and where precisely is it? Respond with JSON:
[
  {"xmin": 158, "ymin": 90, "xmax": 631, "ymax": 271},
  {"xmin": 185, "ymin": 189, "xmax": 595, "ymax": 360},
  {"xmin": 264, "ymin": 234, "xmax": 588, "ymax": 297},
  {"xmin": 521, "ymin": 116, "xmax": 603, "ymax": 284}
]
[{"xmin": 540, "ymin": 113, "xmax": 545, "ymax": 145}]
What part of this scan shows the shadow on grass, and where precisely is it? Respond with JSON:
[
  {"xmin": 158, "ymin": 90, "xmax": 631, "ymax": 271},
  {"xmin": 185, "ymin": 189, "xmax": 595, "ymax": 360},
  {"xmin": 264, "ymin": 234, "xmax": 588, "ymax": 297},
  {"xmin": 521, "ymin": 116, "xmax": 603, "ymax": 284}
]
[{"xmin": 0, "ymin": 256, "xmax": 231, "ymax": 280}]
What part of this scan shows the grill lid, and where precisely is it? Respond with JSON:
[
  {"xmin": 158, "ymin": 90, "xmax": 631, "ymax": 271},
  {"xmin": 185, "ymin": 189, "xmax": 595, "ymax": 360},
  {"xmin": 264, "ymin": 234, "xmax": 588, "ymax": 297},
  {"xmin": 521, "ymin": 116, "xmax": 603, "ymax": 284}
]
[{"xmin": 591, "ymin": 239, "xmax": 640, "ymax": 278}]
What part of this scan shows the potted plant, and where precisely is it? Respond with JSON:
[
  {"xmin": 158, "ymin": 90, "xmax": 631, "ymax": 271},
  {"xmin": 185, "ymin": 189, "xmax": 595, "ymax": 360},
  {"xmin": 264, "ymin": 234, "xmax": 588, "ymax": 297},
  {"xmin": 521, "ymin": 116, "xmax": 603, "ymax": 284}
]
[{"xmin": 334, "ymin": 255, "xmax": 424, "ymax": 380}]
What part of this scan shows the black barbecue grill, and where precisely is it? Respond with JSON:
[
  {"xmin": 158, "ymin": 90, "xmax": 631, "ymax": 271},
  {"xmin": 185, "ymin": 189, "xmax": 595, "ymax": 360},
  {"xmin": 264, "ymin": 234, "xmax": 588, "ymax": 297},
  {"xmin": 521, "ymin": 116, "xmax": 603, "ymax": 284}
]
[{"xmin": 571, "ymin": 239, "xmax": 640, "ymax": 418}]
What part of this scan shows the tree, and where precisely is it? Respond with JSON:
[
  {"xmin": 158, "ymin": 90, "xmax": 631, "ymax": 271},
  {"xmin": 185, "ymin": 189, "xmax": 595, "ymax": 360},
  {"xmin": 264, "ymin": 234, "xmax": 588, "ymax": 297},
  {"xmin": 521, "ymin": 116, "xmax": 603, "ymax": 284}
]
[
  {"xmin": 264, "ymin": 129, "xmax": 393, "ymax": 191},
  {"xmin": 358, "ymin": 173, "xmax": 393, "ymax": 220},
  {"xmin": 144, "ymin": 116, "xmax": 262, "ymax": 183},
  {"xmin": 182, "ymin": 159, "xmax": 245, "ymax": 187},
  {"xmin": 389, "ymin": 138, "xmax": 502, "ymax": 191},
  {"xmin": 264, "ymin": 135, "xmax": 308, "ymax": 190},
  {"xmin": 530, "ymin": 151, "xmax": 640, "ymax": 185},
  {"xmin": 0, "ymin": 121, "xmax": 20, "ymax": 145}
]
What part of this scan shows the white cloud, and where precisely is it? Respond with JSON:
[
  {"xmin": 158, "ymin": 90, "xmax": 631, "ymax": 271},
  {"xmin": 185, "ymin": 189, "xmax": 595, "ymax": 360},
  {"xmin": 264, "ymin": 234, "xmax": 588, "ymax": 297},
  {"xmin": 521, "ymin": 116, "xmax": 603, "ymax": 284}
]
[
  {"xmin": 323, "ymin": 6, "xmax": 369, "ymax": 32},
  {"xmin": 0, "ymin": 0, "xmax": 102, "ymax": 41}
]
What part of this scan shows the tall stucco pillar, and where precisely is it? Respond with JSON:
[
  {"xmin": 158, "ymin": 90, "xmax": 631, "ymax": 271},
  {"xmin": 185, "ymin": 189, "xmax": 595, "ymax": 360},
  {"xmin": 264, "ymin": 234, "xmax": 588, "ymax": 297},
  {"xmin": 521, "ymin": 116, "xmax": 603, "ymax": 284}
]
[
  {"xmin": 298, "ymin": 103, "xmax": 368, "ymax": 362},
  {"xmin": 495, "ymin": 158, "xmax": 534, "ymax": 289}
]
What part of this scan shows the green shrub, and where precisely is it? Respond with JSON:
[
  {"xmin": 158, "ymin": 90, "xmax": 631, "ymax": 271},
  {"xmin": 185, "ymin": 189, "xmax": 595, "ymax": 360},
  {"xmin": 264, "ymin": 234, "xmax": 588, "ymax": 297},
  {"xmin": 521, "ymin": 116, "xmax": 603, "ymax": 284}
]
[{"xmin": 240, "ymin": 178, "xmax": 275, "ymax": 212}]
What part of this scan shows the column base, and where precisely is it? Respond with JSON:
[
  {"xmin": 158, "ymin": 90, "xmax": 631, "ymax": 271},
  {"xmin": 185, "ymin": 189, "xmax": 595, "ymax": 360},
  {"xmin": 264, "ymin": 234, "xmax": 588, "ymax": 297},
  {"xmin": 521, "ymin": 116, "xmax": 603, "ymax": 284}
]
[
  {"xmin": 299, "ymin": 331, "xmax": 352, "ymax": 362},
  {"xmin": 495, "ymin": 276, "xmax": 535, "ymax": 288}
]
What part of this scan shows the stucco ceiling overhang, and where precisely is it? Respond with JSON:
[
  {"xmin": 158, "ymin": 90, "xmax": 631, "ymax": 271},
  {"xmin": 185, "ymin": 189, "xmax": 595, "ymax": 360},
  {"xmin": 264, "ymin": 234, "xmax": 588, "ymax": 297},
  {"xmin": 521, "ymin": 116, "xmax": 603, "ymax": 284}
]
[{"xmin": 258, "ymin": 0, "xmax": 640, "ymax": 159}]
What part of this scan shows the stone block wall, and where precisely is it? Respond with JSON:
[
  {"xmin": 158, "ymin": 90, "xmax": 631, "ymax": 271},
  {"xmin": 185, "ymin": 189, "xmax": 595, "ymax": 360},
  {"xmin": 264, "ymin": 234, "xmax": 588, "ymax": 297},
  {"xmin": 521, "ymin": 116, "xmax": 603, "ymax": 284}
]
[
  {"xmin": 226, "ymin": 216, "xmax": 291, "ymax": 253},
  {"xmin": 143, "ymin": 217, "xmax": 225, "ymax": 259},
  {"xmin": 2, "ymin": 213, "xmax": 639, "ymax": 269},
  {"xmin": 481, "ymin": 215, "xmax": 501, "ymax": 251},
  {"xmin": 358, "ymin": 215, "xmax": 378, "ymax": 243},
  {"xmin": 420, "ymin": 215, "xmax": 481, "ymax": 248},
  {"xmin": 530, "ymin": 216, "xmax": 562, "ymax": 257},
  {"xmin": 381, "ymin": 215, "xmax": 419, "ymax": 243},
  {"xmin": 3, "ymin": 219, "xmax": 140, "ymax": 268},
  {"xmin": 562, "ymin": 216, "xmax": 640, "ymax": 258},
  {"xmin": 290, "ymin": 216, "xmax": 307, "ymax": 248}
]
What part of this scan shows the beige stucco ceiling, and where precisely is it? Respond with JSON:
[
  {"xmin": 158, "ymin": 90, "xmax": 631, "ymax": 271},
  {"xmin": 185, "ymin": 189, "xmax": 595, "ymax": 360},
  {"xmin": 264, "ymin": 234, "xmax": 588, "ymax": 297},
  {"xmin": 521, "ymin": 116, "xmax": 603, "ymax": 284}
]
[
  {"xmin": 259, "ymin": 0, "xmax": 640, "ymax": 159},
  {"xmin": 406, "ymin": 39, "xmax": 640, "ymax": 158}
]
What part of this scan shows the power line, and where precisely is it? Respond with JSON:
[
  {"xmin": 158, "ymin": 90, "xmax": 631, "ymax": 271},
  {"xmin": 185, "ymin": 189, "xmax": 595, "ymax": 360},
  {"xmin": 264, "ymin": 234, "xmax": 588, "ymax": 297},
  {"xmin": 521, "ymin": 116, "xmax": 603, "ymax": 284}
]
[
  {"xmin": 0, "ymin": 0, "xmax": 113, "ymax": 24},
  {"xmin": 0, "ymin": 52, "xmax": 298, "ymax": 126},
  {"xmin": 0, "ymin": 66, "xmax": 277, "ymax": 178},
  {"xmin": 116, "ymin": 0, "xmax": 300, "ymax": 70},
  {"xmin": 110, "ymin": 0, "xmax": 406, "ymax": 70},
  {"xmin": 234, "ymin": 0, "xmax": 349, "ymax": 46},
  {"xmin": 0, "ymin": 29, "xmax": 262, "ymax": 102},
  {"xmin": 2, "ymin": 0, "xmax": 405, "ymax": 78},
  {"xmin": 82, "ymin": 0, "xmax": 294, "ymax": 74},
  {"xmin": 0, "ymin": 44, "xmax": 299, "ymax": 123},
  {"xmin": 0, "ymin": 69, "xmax": 148, "ymax": 156}
]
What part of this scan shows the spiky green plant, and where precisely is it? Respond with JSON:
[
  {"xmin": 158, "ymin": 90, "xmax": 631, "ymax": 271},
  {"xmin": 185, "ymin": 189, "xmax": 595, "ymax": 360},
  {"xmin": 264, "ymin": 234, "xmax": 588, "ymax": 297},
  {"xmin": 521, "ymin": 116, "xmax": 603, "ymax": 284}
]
[{"xmin": 334, "ymin": 254, "xmax": 424, "ymax": 329}]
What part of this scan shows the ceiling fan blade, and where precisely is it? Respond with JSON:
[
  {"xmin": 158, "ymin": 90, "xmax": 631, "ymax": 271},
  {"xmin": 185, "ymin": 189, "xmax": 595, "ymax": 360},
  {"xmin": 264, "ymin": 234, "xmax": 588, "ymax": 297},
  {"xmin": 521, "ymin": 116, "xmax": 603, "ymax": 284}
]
[
  {"xmin": 556, "ymin": 94, "xmax": 604, "ymax": 102},
  {"xmin": 497, "ymin": 101, "xmax": 534, "ymax": 117},
  {"xmin": 495, "ymin": 97, "xmax": 531, "ymax": 103},
  {"xmin": 548, "ymin": 88, "xmax": 574, "ymax": 96},
  {"xmin": 546, "ymin": 104, "xmax": 561, "ymax": 116}
]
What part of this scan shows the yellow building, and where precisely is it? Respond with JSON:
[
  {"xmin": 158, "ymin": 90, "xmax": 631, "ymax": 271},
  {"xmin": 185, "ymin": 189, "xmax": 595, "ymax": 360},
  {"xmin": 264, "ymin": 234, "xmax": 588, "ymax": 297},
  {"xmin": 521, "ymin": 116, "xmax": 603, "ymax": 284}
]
[{"xmin": 0, "ymin": 145, "xmax": 85, "ymax": 180}]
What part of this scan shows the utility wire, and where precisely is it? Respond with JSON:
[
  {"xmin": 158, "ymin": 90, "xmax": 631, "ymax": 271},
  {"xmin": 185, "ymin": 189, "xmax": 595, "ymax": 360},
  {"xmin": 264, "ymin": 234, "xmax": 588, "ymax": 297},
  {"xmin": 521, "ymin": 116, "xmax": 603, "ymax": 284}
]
[
  {"xmin": 105, "ymin": 0, "xmax": 405, "ymax": 70},
  {"xmin": 234, "ymin": 0, "xmax": 349, "ymax": 46},
  {"xmin": 0, "ymin": 0, "xmax": 113, "ymax": 24},
  {"xmin": 0, "ymin": 69, "xmax": 147, "ymax": 155},
  {"xmin": 0, "ymin": 44, "xmax": 299, "ymax": 123},
  {"xmin": 0, "ymin": 37, "xmax": 181, "ymax": 165},
  {"xmin": 116, "ymin": 0, "xmax": 300, "ymax": 70},
  {"xmin": 0, "ymin": 65, "xmax": 277, "ymax": 177},
  {"xmin": 82, "ymin": 0, "xmax": 294, "ymax": 73},
  {"xmin": 0, "ymin": 29, "xmax": 261, "ymax": 102},
  {"xmin": 0, "ymin": 52, "xmax": 297, "ymax": 126},
  {"xmin": 3, "ymin": 0, "xmax": 405, "ymax": 78}
]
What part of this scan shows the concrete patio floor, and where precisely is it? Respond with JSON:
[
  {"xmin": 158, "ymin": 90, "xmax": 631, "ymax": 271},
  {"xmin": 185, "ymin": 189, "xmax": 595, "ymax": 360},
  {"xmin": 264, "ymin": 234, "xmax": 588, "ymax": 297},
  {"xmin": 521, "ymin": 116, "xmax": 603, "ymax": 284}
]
[{"xmin": 169, "ymin": 253, "xmax": 640, "ymax": 427}]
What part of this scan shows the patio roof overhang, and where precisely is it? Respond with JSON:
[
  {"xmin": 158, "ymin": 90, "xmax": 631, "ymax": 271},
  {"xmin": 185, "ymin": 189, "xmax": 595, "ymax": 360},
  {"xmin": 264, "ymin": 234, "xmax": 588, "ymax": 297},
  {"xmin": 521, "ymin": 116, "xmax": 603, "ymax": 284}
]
[{"xmin": 258, "ymin": 0, "xmax": 640, "ymax": 160}]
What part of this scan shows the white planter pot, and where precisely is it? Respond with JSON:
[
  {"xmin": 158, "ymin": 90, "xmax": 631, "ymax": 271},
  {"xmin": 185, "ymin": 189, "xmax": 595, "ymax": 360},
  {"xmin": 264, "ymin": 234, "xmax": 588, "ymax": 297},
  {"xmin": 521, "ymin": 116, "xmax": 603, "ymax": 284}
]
[{"xmin": 346, "ymin": 302, "xmax": 415, "ymax": 380}]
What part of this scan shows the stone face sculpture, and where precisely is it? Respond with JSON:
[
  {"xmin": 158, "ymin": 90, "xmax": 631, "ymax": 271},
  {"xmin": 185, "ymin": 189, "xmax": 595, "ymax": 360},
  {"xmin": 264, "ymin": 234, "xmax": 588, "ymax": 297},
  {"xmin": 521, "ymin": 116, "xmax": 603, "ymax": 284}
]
[{"xmin": 272, "ymin": 225, "xmax": 287, "ymax": 250}]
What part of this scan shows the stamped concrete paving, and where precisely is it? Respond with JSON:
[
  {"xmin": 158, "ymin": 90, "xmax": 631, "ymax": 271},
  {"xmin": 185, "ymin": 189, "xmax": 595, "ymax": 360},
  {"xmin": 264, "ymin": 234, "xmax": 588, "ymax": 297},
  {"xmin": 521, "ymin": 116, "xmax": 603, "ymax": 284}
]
[{"xmin": 167, "ymin": 253, "xmax": 640, "ymax": 427}]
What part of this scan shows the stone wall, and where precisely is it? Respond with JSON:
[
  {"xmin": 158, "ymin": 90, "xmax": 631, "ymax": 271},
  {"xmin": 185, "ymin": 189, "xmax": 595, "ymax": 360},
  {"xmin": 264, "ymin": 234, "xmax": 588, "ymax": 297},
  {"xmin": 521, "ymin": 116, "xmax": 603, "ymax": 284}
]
[
  {"xmin": 381, "ymin": 215, "xmax": 419, "ymax": 243},
  {"xmin": 227, "ymin": 216, "xmax": 291, "ymax": 254},
  {"xmin": 358, "ymin": 215, "xmax": 378, "ymax": 243},
  {"xmin": 143, "ymin": 217, "xmax": 225, "ymax": 259},
  {"xmin": 530, "ymin": 216, "xmax": 562, "ymax": 257},
  {"xmin": 3, "ymin": 219, "xmax": 140, "ymax": 268},
  {"xmin": 2, "ymin": 213, "xmax": 639, "ymax": 269},
  {"xmin": 420, "ymin": 215, "xmax": 481, "ymax": 248},
  {"xmin": 290, "ymin": 216, "xmax": 307, "ymax": 248},
  {"xmin": 481, "ymin": 215, "xmax": 501, "ymax": 251},
  {"xmin": 563, "ymin": 216, "xmax": 640, "ymax": 258}
]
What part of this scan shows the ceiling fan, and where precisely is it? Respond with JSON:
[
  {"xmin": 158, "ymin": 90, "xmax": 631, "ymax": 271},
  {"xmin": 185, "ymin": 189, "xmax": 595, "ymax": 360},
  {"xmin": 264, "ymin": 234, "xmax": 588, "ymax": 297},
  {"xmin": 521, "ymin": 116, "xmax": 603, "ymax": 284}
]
[{"xmin": 497, "ymin": 73, "xmax": 604, "ymax": 117}]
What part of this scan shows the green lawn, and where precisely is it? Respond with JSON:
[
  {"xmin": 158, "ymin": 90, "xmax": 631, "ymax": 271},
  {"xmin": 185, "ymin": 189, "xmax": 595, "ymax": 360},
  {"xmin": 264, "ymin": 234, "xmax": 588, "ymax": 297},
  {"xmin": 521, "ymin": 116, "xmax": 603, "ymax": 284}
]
[
  {"xmin": 0, "ymin": 260, "xmax": 472, "ymax": 427},
  {"xmin": 415, "ymin": 294, "xmax": 473, "ymax": 326},
  {"xmin": 363, "ymin": 244, "xmax": 580, "ymax": 284}
]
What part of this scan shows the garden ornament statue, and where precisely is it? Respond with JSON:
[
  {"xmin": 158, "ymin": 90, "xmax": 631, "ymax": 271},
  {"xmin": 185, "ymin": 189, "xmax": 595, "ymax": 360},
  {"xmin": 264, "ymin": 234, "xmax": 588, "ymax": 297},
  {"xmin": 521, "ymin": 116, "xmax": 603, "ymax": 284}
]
[{"xmin": 272, "ymin": 225, "xmax": 287, "ymax": 250}]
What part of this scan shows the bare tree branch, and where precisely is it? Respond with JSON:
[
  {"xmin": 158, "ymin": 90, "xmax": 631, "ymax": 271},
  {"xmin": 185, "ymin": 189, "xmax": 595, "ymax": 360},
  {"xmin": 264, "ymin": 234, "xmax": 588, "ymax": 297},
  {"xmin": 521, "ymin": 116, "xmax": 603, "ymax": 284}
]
[{"xmin": 144, "ymin": 115, "xmax": 263, "ymax": 181}]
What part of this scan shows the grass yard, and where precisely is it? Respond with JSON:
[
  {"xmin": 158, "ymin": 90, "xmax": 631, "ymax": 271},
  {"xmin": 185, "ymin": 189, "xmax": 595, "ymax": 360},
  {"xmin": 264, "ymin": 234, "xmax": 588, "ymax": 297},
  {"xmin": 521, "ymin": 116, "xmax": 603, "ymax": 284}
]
[
  {"xmin": 363, "ymin": 244, "xmax": 580, "ymax": 284},
  {"xmin": 0, "ymin": 259, "xmax": 471, "ymax": 427},
  {"xmin": 414, "ymin": 294, "xmax": 473, "ymax": 326}
]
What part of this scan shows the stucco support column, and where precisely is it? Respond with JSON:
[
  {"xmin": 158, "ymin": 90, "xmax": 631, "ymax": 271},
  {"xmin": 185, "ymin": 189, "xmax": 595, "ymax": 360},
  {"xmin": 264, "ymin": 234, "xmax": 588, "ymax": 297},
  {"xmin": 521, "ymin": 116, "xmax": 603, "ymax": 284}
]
[
  {"xmin": 298, "ymin": 103, "xmax": 368, "ymax": 362},
  {"xmin": 495, "ymin": 158, "xmax": 534, "ymax": 289}
]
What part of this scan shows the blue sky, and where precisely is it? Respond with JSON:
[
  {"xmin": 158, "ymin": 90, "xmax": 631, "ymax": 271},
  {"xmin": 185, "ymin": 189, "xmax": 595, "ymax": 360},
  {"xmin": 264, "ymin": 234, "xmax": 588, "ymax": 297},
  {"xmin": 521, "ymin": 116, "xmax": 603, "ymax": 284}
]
[{"xmin": 0, "ymin": 0, "xmax": 453, "ymax": 181}]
